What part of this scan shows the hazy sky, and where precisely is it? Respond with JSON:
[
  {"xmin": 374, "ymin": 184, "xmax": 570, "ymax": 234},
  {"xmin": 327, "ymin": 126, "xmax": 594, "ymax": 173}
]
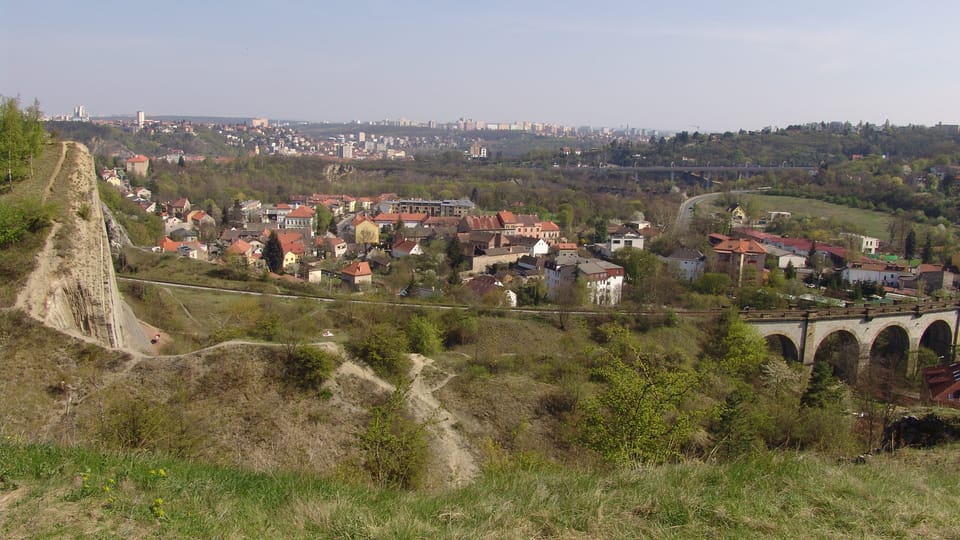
[{"xmin": 3, "ymin": 0, "xmax": 957, "ymax": 131}]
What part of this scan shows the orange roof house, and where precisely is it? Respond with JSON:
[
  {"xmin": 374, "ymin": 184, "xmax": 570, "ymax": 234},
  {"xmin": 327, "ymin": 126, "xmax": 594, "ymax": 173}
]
[
  {"xmin": 125, "ymin": 154, "xmax": 150, "ymax": 176},
  {"xmin": 340, "ymin": 261, "xmax": 373, "ymax": 290},
  {"xmin": 713, "ymin": 238, "xmax": 767, "ymax": 286}
]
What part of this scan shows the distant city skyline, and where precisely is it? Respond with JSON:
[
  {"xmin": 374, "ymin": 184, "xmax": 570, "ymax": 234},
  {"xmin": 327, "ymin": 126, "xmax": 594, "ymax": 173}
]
[{"xmin": 2, "ymin": 1, "xmax": 958, "ymax": 132}]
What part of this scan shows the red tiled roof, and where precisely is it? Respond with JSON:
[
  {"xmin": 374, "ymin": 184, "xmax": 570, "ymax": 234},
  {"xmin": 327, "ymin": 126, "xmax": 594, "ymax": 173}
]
[
  {"xmin": 159, "ymin": 237, "xmax": 181, "ymax": 253},
  {"xmin": 341, "ymin": 261, "xmax": 372, "ymax": 276},
  {"xmin": 714, "ymin": 238, "xmax": 767, "ymax": 255},
  {"xmin": 462, "ymin": 215, "xmax": 504, "ymax": 231},
  {"xmin": 287, "ymin": 205, "xmax": 315, "ymax": 218},
  {"xmin": 497, "ymin": 211, "xmax": 517, "ymax": 225},
  {"xmin": 225, "ymin": 239, "xmax": 251, "ymax": 255},
  {"xmin": 393, "ymin": 240, "xmax": 418, "ymax": 253},
  {"xmin": 281, "ymin": 240, "xmax": 305, "ymax": 255},
  {"xmin": 539, "ymin": 221, "xmax": 560, "ymax": 232},
  {"xmin": 126, "ymin": 154, "xmax": 149, "ymax": 163}
]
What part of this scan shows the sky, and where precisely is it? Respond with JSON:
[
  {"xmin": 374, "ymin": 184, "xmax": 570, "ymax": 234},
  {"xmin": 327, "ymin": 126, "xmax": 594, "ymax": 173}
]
[{"xmin": 2, "ymin": 0, "xmax": 958, "ymax": 132}]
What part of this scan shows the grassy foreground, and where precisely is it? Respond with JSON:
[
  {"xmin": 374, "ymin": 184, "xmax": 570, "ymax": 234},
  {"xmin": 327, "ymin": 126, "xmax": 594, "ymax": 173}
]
[{"xmin": 1, "ymin": 441, "xmax": 958, "ymax": 539}]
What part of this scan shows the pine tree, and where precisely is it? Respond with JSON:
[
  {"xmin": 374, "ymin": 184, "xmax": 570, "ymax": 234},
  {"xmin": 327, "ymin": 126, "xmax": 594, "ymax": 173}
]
[
  {"xmin": 922, "ymin": 234, "xmax": 933, "ymax": 264},
  {"xmin": 904, "ymin": 229, "xmax": 917, "ymax": 260},
  {"xmin": 263, "ymin": 231, "xmax": 284, "ymax": 274}
]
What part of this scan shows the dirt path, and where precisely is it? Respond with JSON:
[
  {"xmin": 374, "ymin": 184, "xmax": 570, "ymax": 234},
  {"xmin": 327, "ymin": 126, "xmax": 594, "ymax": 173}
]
[
  {"xmin": 41, "ymin": 141, "xmax": 67, "ymax": 203},
  {"xmin": 407, "ymin": 354, "xmax": 478, "ymax": 486}
]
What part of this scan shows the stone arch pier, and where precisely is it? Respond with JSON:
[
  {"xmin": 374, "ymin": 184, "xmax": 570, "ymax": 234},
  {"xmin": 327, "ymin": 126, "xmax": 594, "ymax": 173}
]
[{"xmin": 744, "ymin": 302, "xmax": 960, "ymax": 377}]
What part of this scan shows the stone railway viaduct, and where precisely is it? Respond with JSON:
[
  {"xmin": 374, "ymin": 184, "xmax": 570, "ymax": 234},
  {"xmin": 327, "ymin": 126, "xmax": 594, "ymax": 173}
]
[{"xmin": 742, "ymin": 301, "xmax": 959, "ymax": 381}]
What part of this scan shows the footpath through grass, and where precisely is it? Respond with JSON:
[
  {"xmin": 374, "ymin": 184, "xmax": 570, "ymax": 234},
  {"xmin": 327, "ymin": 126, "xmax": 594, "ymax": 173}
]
[
  {"xmin": 0, "ymin": 142, "xmax": 66, "ymax": 306},
  {"xmin": 1, "ymin": 440, "xmax": 958, "ymax": 539}
]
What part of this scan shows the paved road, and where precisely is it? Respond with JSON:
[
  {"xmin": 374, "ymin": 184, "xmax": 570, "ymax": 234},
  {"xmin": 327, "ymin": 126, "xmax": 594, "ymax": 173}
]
[{"xmin": 675, "ymin": 189, "xmax": 756, "ymax": 232}]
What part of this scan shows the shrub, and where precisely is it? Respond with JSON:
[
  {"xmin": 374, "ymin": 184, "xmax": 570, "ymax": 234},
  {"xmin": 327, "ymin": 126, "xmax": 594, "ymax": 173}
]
[
  {"xmin": 406, "ymin": 315, "xmax": 442, "ymax": 356},
  {"xmin": 284, "ymin": 344, "xmax": 338, "ymax": 391},
  {"xmin": 346, "ymin": 323, "xmax": 410, "ymax": 380},
  {"xmin": 360, "ymin": 386, "xmax": 429, "ymax": 490}
]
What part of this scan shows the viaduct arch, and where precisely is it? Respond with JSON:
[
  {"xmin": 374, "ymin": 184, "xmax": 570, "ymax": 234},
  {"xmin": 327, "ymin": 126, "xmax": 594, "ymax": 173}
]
[{"xmin": 744, "ymin": 301, "xmax": 959, "ymax": 377}]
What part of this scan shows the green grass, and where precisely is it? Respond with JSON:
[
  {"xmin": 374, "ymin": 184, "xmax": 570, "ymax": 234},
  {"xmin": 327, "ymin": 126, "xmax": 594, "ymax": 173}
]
[
  {"xmin": 1, "ymin": 440, "xmax": 958, "ymax": 538},
  {"xmin": 0, "ymin": 142, "xmax": 65, "ymax": 306},
  {"xmin": 740, "ymin": 194, "xmax": 893, "ymax": 239}
]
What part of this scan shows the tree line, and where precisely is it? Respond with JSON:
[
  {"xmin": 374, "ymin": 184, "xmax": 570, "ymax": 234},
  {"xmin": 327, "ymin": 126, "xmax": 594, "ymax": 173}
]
[{"xmin": 0, "ymin": 97, "xmax": 47, "ymax": 190}]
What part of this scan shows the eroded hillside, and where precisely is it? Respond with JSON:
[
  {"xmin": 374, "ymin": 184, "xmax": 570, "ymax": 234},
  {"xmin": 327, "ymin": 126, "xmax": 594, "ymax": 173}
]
[{"xmin": 15, "ymin": 142, "xmax": 149, "ymax": 353}]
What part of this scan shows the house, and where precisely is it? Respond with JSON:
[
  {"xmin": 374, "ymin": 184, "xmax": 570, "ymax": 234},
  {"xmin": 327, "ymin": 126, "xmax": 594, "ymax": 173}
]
[
  {"xmin": 283, "ymin": 205, "xmax": 315, "ymax": 230},
  {"xmin": 764, "ymin": 245, "xmax": 807, "ymax": 270},
  {"xmin": 900, "ymin": 264, "xmax": 957, "ymax": 295},
  {"xmin": 132, "ymin": 187, "xmax": 152, "ymax": 200},
  {"xmin": 539, "ymin": 221, "xmax": 561, "ymax": 241},
  {"xmin": 726, "ymin": 204, "xmax": 747, "ymax": 224},
  {"xmin": 601, "ymin": 228, "xmax": 645, "ymax": 257},
  {"xmin": 168, "ymin": 198, "xmax": 191, "ymax": 219},
  {"xmin": 263, "ymin": 203, "xmax": 293, "ymax": 223},
  {"xmin": 841, "ymin": 262, "xmax": 909, "ymax": 289},
  {"xmin": 713, "ymin": 238, "xmax": 767, "ymax": 285},
  {"xmin": 168, "ymin": 226, "xmax": 199, "ymax": 242},
  {"xmin": 318, "ymin": 236, "xmax": 347, "ymax": 258},
  {"xmin": 840, "ymin": 232, "xmax": 880, "ymax": 255},
  {"xmin": 463, "ymin": 275, "xmax": 517, "ymax": 307},
  {"xmin": 224, "ymin": 239, "xmax": 254, "ymax": 263},
  {"xmin": 664, "ymin": 248, "xmax": 706, "ymax": 281},
  {"xmin": 125, "ymin": 154, "xmax": 149, "ymax": 177},
  {"xmin": 340, "ymin": 261, "xmax": 373, "ymax": 290},
  {"xmin": 187, "ymin": 210, "xmax": 216, "ymax": 230},
  {"xmin": 922, "ymin": 363, "xmax": 960, "ymax": 405},
  {"xmin": 545, "ymin": 257, "xmax": 625, "ymax": 306},
  {"xmin": 280, "ymin": 239, "xmax": 306, "ymax": 271},
  {"xmin": 507, "ymin": 236, "xmax": 550, "ymax": 257},
  {"xmin": 350, "ymin": 215, "xmax": 380, "ymax": 245},
  {"xmin": 391, "ymin": 239, "xmax": 423, "ymax": 258}
]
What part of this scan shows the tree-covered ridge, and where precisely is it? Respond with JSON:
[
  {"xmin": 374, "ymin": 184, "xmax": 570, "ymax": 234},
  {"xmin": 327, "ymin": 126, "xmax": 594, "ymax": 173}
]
[
  {"xmin": 565, "ymin": 123, "xmax": 960, "ymax": 168},
  {"xmin": 0, "ymin": 97, "xmax": 47, "ymax": 188}
]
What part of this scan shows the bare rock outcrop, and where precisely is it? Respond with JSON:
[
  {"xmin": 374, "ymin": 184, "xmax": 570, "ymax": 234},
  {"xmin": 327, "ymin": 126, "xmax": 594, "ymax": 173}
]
[{"xmin": 16, "ymin": 142, "xmax": 150, "ymax": 353}]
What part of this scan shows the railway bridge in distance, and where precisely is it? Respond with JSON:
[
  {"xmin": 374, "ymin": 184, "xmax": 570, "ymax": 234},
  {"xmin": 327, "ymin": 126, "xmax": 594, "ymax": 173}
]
[{"xmin": 742, "ymin": 301, "xmax": 959, "ymax": 383}]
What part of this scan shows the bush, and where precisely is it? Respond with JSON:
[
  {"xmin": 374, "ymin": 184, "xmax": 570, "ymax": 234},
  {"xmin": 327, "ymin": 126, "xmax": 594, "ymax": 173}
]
[
  {"xmin": 406, "ymin": 315, "xmax": 442, "ymax": 356},
  {"xmin": 284, "ymin": 344, "xmax": 339, "ymax": 391},
  {"xmin": 347, "ymin": 323, "xmax": 411, "ymax": 380},
  {"xmin": 95, "ymin": 396, "xmax": 204, "ymax": 457},
  {"xmin": 0, "ymin": 198, "xmax": 53, "ymax": 248},
  {"xmin": 360, "ymin": 387, "xmax": 429, "ymax": 489}
]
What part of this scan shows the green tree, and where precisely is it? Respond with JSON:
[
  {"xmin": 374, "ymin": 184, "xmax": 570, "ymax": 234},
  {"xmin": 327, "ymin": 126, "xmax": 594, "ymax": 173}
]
[
  {"xmin": 347, "ymin": 322, "xmax": 411, "ymax": 380},
  {"xmin": 593, "ymin": 217, "xmax": 608, "ymax": 243},
  {"xmin": 406, "ymin": 315, "xmax": 442, "ymax": 356},
  {"xmin": 784, "ymin": 260, "xmax": 797, "ymax": 280},
  {"xmin": 314, "ymin": 204, "xmax": 333, "ymax": 236},
  {"xmin": 800, "ymin": 361, "xmax": 845, "ymax": 409},
  {"xmin": 262, "ymin": 231, "xmax": 284, "ymax": 273},
  {"xmin": 716, "ymin": 314, "xmax": 769, "ymax": 378},
  {"xmin": 922, "ymin": 233, "xmax": 933, "ymax": 263},
  {"xmin": 284, "ymin": 344, "xmax": 339, "ymax": 391},
  {"xmin": 0, "ymin": 97, "xmax": 45, "ymax": 186},
  {"xmin": 580, "ymin": 358, "xmax": 698, "ymax": 464},
  {"xmin": 611, "ymin": 247, "xmax": 658, "ymax": 285},
  {"xmin": 446, "ymin": 236, "xmax": 465, "ymax": 272},
  {"xmin": 904, "ymin": 229, "xmax": 917, "ymax": 260},
  {"xmin": 360, "ymin": 386, "xmax": 429, "ymax": 489}
]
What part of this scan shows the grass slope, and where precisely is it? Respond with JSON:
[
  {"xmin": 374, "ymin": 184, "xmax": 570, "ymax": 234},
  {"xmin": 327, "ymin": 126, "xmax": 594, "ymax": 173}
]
[
  {"xmin": 1, "ymin": 441, "xmax": 958, "ymax": 539},
  {"xmin": 740, "ymin": 194, "xmax": 894, "ymax": 239}
]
